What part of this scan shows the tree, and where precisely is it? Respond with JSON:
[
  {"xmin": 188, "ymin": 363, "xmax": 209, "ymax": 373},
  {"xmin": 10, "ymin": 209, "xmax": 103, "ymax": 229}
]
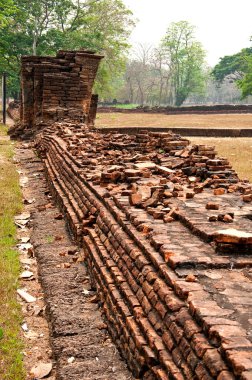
[
  {"xmin": 124, "ymin": 44, "xmax": 158, "ymax": 105},
  {"xmin": 237, "ymin": 54, "xmax": 252, "ymax": 98},
  {"xmin": 161, "ymin": 21, "xmax": 207, "ymax": 106},
  {"xmin": 0, "ymin": 0, "xmax": 16, "ymax": 26},
  {"xmin": 212, "ymin": 47, "xmax": 252, "ymax": 82},
  {"xmin": 212, "ymin": 45, "xmax": 252, "ymax": 99},
  {"xmin": 0, "ymin": 0, "xmax": 134, "ymax": 98}
]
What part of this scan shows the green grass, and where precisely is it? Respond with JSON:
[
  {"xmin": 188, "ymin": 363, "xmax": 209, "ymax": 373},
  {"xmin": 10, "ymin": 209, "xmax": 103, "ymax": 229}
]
[
  {"xmin": 45, "ymin": 234, "xmax": 54, "ymax": 243},
  {"xmin": 0, "ymin": 125, "xmax": 25, "ymax": 380},
  {"xmin": 114, "ymin": 103, "xmax": 138, "ymax": 109}
]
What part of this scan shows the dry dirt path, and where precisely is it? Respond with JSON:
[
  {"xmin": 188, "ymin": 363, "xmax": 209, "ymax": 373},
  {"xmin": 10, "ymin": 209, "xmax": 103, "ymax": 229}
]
[{"xmin": 17, "ymin": 143, "xmax": 133, "ymax": 380}]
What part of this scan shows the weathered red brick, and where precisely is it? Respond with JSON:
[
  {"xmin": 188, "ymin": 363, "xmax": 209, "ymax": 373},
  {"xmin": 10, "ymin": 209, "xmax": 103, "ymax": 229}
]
[{"xmin": 203, "ymin": 349, "xmax": 228, "ymax": 376}]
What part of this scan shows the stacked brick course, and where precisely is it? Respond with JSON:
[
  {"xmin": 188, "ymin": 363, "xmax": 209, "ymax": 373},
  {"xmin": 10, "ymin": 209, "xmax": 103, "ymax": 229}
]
[{"xmin": 36, "ymin": 122, "xmax": 252, "ymax": 380}]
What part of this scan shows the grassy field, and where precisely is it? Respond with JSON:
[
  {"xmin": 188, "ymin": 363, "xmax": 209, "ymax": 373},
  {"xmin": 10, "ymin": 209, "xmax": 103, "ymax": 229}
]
[
  {"xmin": 0, "ymin": 126, "xmax": 24, "ymax": 380},
  {"xmin": 96, "ymin": 112, "xmax": 252, "ymax": 129}
]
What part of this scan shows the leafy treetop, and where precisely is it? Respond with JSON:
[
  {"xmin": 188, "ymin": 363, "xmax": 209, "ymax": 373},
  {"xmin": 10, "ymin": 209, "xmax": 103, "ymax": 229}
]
[{"xmin": 0, "ymin": 0, "xmax": 134, "ymax": 98}]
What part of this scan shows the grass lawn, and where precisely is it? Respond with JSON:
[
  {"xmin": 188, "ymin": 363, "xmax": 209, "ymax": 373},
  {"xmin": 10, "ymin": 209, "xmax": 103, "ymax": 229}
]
[
  {"xmin": 114, "ymin": 104, "xmax": 138, "ymax": 109},
  {"xmin": 0, "ymin": 126, "xmax": 24, "ymax": 380},
  {"xmin": 190, "ymin": 137, "xmax": 252, "ymax": 182},
  {"xmin": 96, "ymin": 112, "xmax": 252, "ymax": 129}
]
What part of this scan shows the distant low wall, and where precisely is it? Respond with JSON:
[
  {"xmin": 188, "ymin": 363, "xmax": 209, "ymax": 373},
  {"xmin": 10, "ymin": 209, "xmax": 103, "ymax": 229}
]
[
  {"xmin": 97, "ymin": 126, "xmax": 252, "ymax": 137},
  {"xmin": 98, "ymin": 104, "xmax": 252, "ymax": 114}
]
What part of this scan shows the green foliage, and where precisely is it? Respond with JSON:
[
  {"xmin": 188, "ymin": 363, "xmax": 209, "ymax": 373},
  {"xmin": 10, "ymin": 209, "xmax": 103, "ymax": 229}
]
[
  {"xmin": 212, "ymin": 47, "xmax": 252, "ymax": 82},
  {"xmin": 237, "ymin": 54, "xmax": 252, "ymax": 98},
  {"xmin": 212, "ymin": 45, "xmax": 252, "ymax": 99},
  {"xmin": 0, "ymin": 0, "xmax": 16, "ymax": 27},
  {"xmin": 161, "ymin": 21, "xmax": 207, "ymax": 106},
  {"xmin": 0, "ymin": 0, "xmax": 134, "ymax": 97}
]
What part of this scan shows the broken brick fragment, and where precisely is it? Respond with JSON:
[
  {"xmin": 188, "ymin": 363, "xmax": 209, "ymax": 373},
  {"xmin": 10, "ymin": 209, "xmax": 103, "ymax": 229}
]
[
  {"xmin": 129, "ymin": 193, "xmax": 143, "ymax": 206},
  {"xmin": 206, "ymin": 202, "xmax": 220, "ymax": 210}
]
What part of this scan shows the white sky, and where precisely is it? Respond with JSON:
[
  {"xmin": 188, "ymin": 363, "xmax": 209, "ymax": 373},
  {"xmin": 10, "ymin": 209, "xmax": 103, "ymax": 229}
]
[{"xmin": 123, "ymin": 0, "xmax": 252, "ymax": 66}]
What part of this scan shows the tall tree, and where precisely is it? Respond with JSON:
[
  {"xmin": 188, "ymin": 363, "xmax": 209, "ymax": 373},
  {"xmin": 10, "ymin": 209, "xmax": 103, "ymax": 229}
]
[
  {"xmin": 0, "ymin": 0, "xmax": 134, "ymax": 97},
  {"xmin": 117, "ymin": 24, "xmax": 208, "ymax": 107},
  {"xmin": 161, "ymin": 21, "xmax": 206, "ymax": 106}
]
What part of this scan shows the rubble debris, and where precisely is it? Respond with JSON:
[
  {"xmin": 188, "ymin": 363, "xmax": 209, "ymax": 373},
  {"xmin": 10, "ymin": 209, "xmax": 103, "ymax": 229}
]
[
  {"xmin": 15, "ymin": 212, "xmax": 30, "ymax": 227},
  {"xmin": 17, "ymin": 289, "xmax": 36, "ymax": 303},
  {"xmin": 206, "ymin": 202, "xmax": 220, "ymax": 210},
  {"xmin": 20, "ymin": 270, "xmax": 34, "ymax": 280},
  {"xmin": 213, "ymin": 229, "xmax": 252, "ymax": 244},
  {"xmin": 21, "ymin": 322, "xmax": 29, "ymax": 332},
  {"xmin": 30, "ymin": 362, "xmax": 52, "ymax": 379},
  {"xmin": 243, "ymin": 194, "xmax": 252, "ymax": 202}
]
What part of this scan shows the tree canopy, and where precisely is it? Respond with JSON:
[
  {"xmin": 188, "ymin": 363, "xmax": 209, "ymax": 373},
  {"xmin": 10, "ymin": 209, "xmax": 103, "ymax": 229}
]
[
  {"xmin": 120, "ymin": 21, "xmax": 207, "ymax": 107},
  {"xmin": 212, "ymin": 45, "xmax": 252, "ymax": 99},
  {"xmin": 0, "ymin": 0, "xmax": 134, "ymax": 97},
  {"xmin": 160, "ymin": 21, "xmax": 206, "ymax": 106}
]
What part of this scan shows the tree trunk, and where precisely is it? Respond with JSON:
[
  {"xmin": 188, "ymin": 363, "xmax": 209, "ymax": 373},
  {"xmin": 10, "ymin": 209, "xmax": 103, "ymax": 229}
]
[{"xmin": 32, "ymin": 36, "xmax": 37, "ymax": 55}]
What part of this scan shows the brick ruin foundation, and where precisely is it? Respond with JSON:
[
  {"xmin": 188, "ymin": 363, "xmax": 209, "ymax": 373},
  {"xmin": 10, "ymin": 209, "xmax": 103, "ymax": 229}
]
[{"xmin": 12, "ymin": 51, "xmax": 252, "ymax": 379}]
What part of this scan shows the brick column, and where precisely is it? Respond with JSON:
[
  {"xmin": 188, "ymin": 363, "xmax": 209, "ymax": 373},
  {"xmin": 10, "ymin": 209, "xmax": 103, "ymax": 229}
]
[{"xmin": 20, "ymin": 58, "xmax": 34, "ymax": 127}]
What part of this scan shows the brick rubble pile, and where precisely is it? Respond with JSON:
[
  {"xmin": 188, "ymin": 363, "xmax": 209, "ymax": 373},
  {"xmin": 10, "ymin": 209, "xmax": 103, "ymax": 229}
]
[{"xmin": 36, "ymin": 123, "xmax": 252, "ymax": 380}]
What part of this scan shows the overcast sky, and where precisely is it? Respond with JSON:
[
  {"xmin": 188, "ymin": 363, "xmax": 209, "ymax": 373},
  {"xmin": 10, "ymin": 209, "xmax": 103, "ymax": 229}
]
[{"xmin": 123, "ymin": 0, "xmax": 252, "ymax": 66}]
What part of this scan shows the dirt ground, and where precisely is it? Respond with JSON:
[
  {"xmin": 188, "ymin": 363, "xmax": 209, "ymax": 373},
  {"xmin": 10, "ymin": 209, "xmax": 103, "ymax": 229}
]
[
  {"xmin": 15, "ymin": 143, "xmax": 56, "ymax": 380},
  {"xmin": 96, "ymin": 112, "xmax": 252, "ymax": 129}
]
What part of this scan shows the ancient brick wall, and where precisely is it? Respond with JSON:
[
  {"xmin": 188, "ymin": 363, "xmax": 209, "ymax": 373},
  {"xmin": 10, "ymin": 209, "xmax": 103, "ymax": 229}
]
[
  {"xmin": 36, "ymin": 123, "xmax": 252, "ymax": 380},
  {"xmin": 12, "ymin": 50, "xmax": 103, "ymax": 138}
]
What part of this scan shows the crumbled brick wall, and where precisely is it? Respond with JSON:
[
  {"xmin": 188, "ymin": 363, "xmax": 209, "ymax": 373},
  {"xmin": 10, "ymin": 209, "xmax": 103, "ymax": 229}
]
[
  {"xmin": 10, "ymin": 50, "xmax": 103, "ymax": 139},
  {"xmin": 36, "ymin": 123, "xmax": 252, "ymax": 379}
]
